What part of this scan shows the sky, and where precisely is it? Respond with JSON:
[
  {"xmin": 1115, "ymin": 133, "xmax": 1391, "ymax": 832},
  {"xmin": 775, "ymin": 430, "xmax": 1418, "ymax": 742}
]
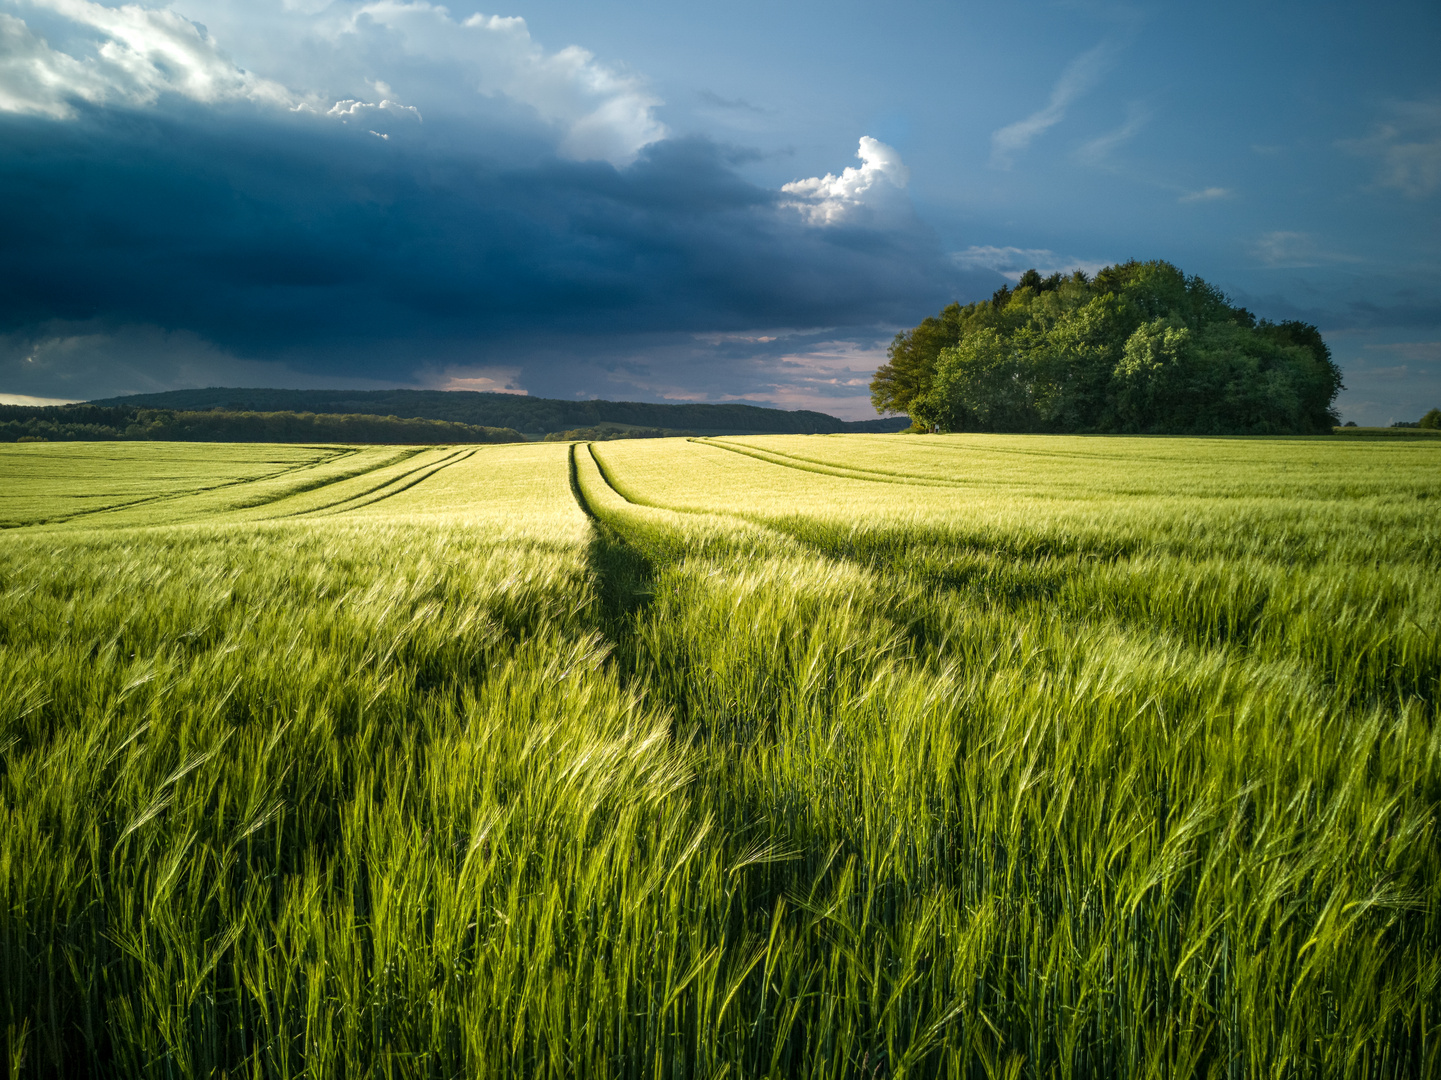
[{"xmin": 0, "ymin": 0, "xmax": 1437, "ymax": 423}]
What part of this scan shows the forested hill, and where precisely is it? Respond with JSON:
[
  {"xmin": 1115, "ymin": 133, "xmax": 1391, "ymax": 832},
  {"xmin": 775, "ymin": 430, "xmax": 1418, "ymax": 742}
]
[{"xmin": 88, "ymin": 388, "xmax": 910, "ymax": 436}]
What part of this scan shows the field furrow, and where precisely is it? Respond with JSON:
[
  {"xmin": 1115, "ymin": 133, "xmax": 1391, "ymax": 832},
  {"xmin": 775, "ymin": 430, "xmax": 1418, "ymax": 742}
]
[
  {"xmin": 694, "ymin": 436, "xmax": 968, "ymax": 487},
  {"xmin": 0, "ymin": 443, "xmax": 357, "ymax": 528},
  {"xmin": 286, "ymin": 446, "xmax": 476, "ymax": 517}
]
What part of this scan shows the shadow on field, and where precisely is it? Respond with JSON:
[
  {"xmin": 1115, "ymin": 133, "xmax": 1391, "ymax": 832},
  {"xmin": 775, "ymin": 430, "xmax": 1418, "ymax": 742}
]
[{"xmin": 568, "ymin": 443, "xmax": 657, "ymax": 641}]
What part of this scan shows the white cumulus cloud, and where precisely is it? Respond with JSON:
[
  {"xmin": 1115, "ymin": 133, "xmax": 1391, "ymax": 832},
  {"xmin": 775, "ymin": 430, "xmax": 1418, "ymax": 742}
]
[
  {"xmin": 0, "ymin": 13, "xmax": 104, "ymax": 117},
  {"xmin": 332, "ymin": 2, "xmax": 666, "ymax": 164},
  {"xmin": 0, "ymin": 0, "xmax": 668, "ymax": 165},
  {"xmin": 0, "ymin": 0, "xmax": 295, "ymax": 117},
  {"xmin": 782, "ymin": 136, "xmax": 910, "ymax": 226},
  {"xmin": 328, "ymin": 96, "xmax": 420, "ymax": 122}
]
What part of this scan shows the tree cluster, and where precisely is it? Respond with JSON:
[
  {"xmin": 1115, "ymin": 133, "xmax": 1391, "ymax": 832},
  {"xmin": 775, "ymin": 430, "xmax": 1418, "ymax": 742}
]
[
  {"xmin": 872, "ymin": 261, "xmax": 1344, "ymax": 435},
  {"xmin": 0, "ymin": 405, "xmax": 524, "ymax": 444}
]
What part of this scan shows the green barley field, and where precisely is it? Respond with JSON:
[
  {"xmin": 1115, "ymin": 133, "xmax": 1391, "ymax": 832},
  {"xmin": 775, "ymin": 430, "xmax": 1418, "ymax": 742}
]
[{"xmin": 2, "ymin": 434, "xmax": 1438, "ymax": 1078}]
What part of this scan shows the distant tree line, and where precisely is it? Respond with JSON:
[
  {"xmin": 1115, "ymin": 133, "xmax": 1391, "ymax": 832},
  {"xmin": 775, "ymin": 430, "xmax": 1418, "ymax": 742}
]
[
  {"xmin": 1392, "ymin": 409, "xmax": 1441, "ymax": 430},
  {"xmin": 88, "ymin": 388, "xmax": 911, "ymax": 436},
  {"xmin": 541, "ymin": 425, "xmax": 697, "ymax": 442},
  {"xmin": 0, "ymin": 405, "xmax": 524, "ymax": 444},
  {"xmin": 872, "ymin": 260, "xmax": 1344, "ymax": 435}
]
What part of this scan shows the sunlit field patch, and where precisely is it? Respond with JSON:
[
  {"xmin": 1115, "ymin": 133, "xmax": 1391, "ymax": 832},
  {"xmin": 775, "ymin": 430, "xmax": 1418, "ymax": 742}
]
[{"xmin": 2, "ymin": 434, "xmax": 1437, "ymax": 1078}]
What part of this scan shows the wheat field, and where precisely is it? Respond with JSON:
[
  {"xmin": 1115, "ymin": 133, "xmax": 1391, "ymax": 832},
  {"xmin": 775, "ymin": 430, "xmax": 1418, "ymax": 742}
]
[{"xmin": 2, "ymin": 434, "xmax": 1437, "ymax": 1078}]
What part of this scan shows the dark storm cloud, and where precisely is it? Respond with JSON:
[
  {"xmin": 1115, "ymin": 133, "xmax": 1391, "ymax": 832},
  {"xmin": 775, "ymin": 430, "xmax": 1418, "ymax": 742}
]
[{"xmin": 0, "ymin": 101, "xmax": 963, "ymax": 388}]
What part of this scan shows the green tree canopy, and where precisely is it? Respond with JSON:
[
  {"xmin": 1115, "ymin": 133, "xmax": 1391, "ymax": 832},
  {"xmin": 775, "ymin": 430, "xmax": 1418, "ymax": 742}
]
[{"xmin": 871, "ymin": 260, "xmax": 1344, "ymax": 435}]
